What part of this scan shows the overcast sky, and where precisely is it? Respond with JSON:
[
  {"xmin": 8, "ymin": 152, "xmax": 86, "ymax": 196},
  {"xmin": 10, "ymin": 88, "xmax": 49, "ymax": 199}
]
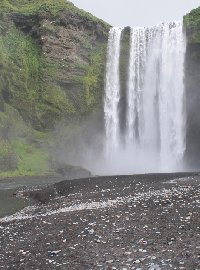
[{"xmin": 70, "ymin": 0, "xmax": 200, "ymax": 27}]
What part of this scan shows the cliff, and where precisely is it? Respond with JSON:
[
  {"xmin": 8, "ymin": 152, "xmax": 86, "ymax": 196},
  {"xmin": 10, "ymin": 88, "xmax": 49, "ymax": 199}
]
[
  {"xmin": 184, "ymin": 7, "xmax": 200, "ymax": 169},
  {"xmin": 1, "ymin": 2, "xmax": 200, "ymax": 176},
  {"xmin": 0, "ymin": 0, "xmax": 110, "ymax": 176}
]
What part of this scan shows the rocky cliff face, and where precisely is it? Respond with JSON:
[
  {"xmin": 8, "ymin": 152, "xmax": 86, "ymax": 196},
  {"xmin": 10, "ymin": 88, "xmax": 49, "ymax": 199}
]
[
  {"xmin": 0, "ymin": 0, "xmax": 110, "ymax": 176},
  {"xmin": 0, "ymin": 0, "xmax": 110, "ymax": 130},
  {"xmin": 184, "ymin": 7, "xmax": 200, "ymax": 169},
  {"xmin": 2, "ymin": 1, "xmax": 200, "ymax": 176}
]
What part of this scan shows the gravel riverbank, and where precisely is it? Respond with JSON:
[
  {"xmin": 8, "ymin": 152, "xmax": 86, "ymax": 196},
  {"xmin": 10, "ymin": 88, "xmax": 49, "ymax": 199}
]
[
  {"xmin": 0, "ymin": 175, "xmax": 65, "ymax": 218},
  {"xmin": 0, "ymin": 173, "xmax": 200, "ymax": 270}
]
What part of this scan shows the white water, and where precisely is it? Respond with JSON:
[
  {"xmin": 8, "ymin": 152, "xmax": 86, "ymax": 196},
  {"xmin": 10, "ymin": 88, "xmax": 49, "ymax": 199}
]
[
  {"xmin": 104, "ymin": 22, "xmax": 186, "ymax": 174},
  {"xmin": 104, "ymin": 27, "xmax": 122, "ymax": 156},
  {"xmin": 127, "ymin": 27, "xmax": 147, "ymax": 144}
]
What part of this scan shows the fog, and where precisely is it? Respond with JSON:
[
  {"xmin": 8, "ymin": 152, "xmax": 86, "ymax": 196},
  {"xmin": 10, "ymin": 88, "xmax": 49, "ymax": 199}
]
[
  {"xmin": 49, "ymin": 1, "xmax": 200, "ymax": 176},
  {"xmin": 50, "ymin": 119, "xmax": 187, "ymax": 176},
  {"xmin": 52, "ymin": 21, "xmax": 189, "ymax": 176}
]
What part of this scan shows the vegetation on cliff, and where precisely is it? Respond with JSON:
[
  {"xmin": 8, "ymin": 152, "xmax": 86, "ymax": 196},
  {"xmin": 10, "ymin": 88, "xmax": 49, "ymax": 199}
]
[
  {"xmin": 184, "ymin": 6, "xmax": 200, "ymax": 167},
  {"xmin": 0, "ymin": 0, "xmax": 110, "ymax": 176},
  {"xmin": 184, "ymin": 7, "xmax": 200, "ymax": 44},
  {"xmin": 0, "ymin": 0, "xmax": 109, "ymax": 27}
]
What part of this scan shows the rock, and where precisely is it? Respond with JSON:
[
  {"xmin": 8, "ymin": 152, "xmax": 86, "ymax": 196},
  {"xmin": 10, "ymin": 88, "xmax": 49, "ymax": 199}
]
[
  {"xmin": 184, "ymin": 6, "xmax": 200, "ymax": 168},
  {"xmin": 48, "ymin": 250, "xmax": 61, "ymax": 257},
  {"xmin": 55, "ymin": 164, "xmax": 92, "ymax": 180},
  {"xmin": 149, "ymin": 264, "xmax": 160, "ymax": 270},
  {"xmin": 135, "ymin": 260, "xmax": 140, "ymax": 264},
  {"xmin": 0, "ymin": 1, "xmax": 110, "ymax": 131},
  {"xmin": 25, "ymin": 187, "xmax": 56, "ymax": 204}
]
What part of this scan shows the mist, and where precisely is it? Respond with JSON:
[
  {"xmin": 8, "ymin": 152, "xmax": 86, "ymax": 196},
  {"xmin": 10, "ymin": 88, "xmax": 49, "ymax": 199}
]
[
  {"xmin": 50, "ymin": 23, "xmax": 188, "ymax": 177},
  {"xmin": 42, "ymin": 4, "xmax": 200, "ymax": 177}
]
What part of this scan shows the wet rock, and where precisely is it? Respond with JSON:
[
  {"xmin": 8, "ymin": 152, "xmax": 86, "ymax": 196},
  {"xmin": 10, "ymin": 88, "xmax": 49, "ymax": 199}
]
[
  {"xmin": 55, "ymin": 164, "xmax": 92, "ymax": 180},
  {"xmin": 26, "ymin": 187, "xmax": 56, "ymax": 204}
]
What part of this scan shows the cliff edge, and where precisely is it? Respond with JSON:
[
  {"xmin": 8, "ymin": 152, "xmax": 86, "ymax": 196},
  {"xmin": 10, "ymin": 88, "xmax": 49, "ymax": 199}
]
[{"xmin": 0, "ymin": 0, "xmax": 110, "ymax": 176}]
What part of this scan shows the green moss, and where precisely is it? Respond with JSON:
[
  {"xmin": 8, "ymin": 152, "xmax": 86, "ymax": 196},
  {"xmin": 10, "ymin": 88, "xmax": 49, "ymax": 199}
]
[
  {"xmin": 0, "ymin": 104, "xmax": 29, "ymax": 138},
  {"xmin": 0, "ymin": 0, "xmax": 14, "ymax": 13},
  {"xmin": 0, "ymin": 25, "xmax": 42, "ymax": 123},
  {"xmin": 0, "ymin": 104, "xmax": 50, "ymax": 176},
  {"xmin": 11, "ymin": 139, "xmax": 49, "ymax": 175},
  {"xmin": 0, "ymin": 170, "xmax": 28, "ymax": 177},
  {"xmin": 0, "ymin": 0, "xmax": 110, "ymax": 30},
  {"xmin": 42, "ymin": 84, "xmax": 75, "ymax": 113},
  {"xmin": 0, "ymin": 23, "xmax": 80, "ymax": 129},
  {"xmin": 0, "ymin": 139, "xmax": 13, "ymax": 156},
  {"xmin": 35, "ymin": 84, "xmax": 76, "ymax": 128},
  {"xmin": 78, "ymin": 36, "xmax": 93, "ymax": 50},
  {"xmin": 0, "ymin": 0, "xmax": 72, "ymax": 15},
  {"xmin": 0, "ymin": 0, "xmax": 109, "ymax": 131},
  {"xmin": 0, "ymin": 0, "xmax": 109, "ymax": 176},
  {"xmin": 184, "ymin": 7, "xmax": 200, "ymax": 28},
  {"xmin": 184, "ymin": 7, "xmax": 200, "ymax": 44},
  {"xmin": 83, "ymin": 45, "xmax": 107, "ymax": 108}
]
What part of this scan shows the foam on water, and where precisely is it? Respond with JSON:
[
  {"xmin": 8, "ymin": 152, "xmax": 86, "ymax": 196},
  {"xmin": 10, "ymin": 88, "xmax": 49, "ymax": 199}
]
[{"xmin": 104, "ymin": 22, "xmax": 186, "ymax": 173}]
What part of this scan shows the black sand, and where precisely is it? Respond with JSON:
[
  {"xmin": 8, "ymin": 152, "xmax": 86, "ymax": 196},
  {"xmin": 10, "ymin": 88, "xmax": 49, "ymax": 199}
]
[{"xmin": 0, "ymin": 173, "xmax": 200, "ymax": 269}]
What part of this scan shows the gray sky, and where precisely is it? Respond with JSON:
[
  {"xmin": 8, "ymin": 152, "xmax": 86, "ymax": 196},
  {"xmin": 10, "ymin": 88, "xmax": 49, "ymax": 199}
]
[{"xmin": 70, "ymin": 0, "xmax": 200, "ymax": 27}]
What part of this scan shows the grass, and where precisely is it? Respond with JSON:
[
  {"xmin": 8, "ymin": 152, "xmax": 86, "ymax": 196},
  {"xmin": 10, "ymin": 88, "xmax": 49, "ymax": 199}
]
[
  {"xmin": 11, "ymin": 139, "xmax": 49, "ymax": 176},
  {"xmin": 0, "ymin": 0, "xmax": 109, "ymax": 128},
  {"xmin": 0, "ymin": 137, "xmax": 50, "ymax": 177},
  {"xmin": 42, "ymin": 84, "xmax": 76, "ymax": 113},
  {"xmin": 83, "ymin": 45, "xmax": 107, "ymax": 108},
  {"xmin": 0, "ymin": 170, "xmax": 35, "ymax": 178},
  {"xmin": 0, "ymin": 103, "xmax": 50, "ymax": 177},
  {"xmin": 184, "ymin": 6, "xmax": 200, "ymax": 43},
  {"xmin": 0, "ymin": 139, "xmax": 13, "ymax": 157},
  {"xmin": 0, "ymin": 0, "xmax": 110, "ymax": 29},
  {"xmin": 0, "ymin": 25, "xmax": 42, "ymax": 119},
  {"xmin": 0, "ymin": 23, "xmax": 79, "ymax": 129},
  {"xmin": 184, "ymin": 7, "xmax": 200, "ymax": 28},
  {"xmin": 0, "ymin": 0, "xmax": 109, "ymax": 176}
]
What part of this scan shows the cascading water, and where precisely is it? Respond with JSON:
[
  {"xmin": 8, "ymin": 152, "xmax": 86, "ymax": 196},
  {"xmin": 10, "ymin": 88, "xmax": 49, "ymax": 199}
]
[
  {"xmin": 127, "ymin": 27, "xmax": 147, "ymax": 144},
  {"xmin": 104, "ymin": 22, "xmax": 186, "ymax": 173},
  {"xmin": 104, "ymin": 27, "xmax": 122, "ymax": 155}
]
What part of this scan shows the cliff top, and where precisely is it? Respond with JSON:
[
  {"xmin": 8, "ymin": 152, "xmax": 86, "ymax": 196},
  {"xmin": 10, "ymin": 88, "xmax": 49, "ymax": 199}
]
[
  {"xmin": 0, "ymin": 0, "xmax": 110, "ymax": 28},
  {"xmin": 184, "ymin": 6, "xmax": 200, "ymax": 44}
]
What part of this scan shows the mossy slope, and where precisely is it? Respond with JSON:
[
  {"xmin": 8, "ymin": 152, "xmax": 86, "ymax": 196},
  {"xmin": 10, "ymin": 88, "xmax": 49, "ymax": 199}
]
[
  {"xmin": 184, "ymin": 7, "xmax": 200, "ymax": 44},
  {"xmin": 0, "ymin": 0, "xmax": 110, "ymax": 176},
  {"xmin": 0, "ymin": 0, "xmax": 110, "ymax": 129}
]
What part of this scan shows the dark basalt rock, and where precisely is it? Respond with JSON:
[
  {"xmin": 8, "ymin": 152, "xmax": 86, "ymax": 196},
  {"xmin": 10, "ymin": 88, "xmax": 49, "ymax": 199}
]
[
  {"xmin": 24, "ymin": 164, "xmax": 92, "ymax": 204},
  {"xmin": 0, "ymin": 1, "xmax": 110, "ymax": 133},
  {"xmin": 185, "ymin": 43, "xmax": 200, "ymax": 169},
  {"xmin": 25, "ymin": 186, "xmax": 56, "ymax": 204},
  {"xmin": 11, "ymin": 13, "xmax": 40, "ymax": 39},
  {"xmin": 57, "ymin": 10, "xmax": 109, "ymax": 42},
  {"xmin": 184, "ymin": 6, "xmax": 200, "ymax": 169},
  {"xmin": 55, "ymin": 164, "xmax": 92, "ymax": 180}
]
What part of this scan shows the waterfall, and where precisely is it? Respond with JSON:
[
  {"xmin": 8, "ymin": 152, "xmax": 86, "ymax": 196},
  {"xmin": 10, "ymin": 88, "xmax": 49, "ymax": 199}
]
[
  {"xmin": 104, "ymin": 27, "xmax": 122, "ymax": 155},
  {"xmin": 104, "ymin": 22, "xmax": 186, "ymax": 173},
  {"xmin": 127, "ymin": 27, "xmax": 147, "ymax": 144}
]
